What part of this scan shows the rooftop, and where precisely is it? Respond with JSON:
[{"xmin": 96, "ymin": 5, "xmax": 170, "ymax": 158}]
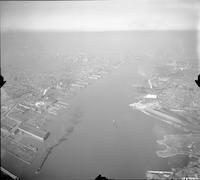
[{"xmin": 18, "ymin": 123, "xmax": 49, "ymax": 141}]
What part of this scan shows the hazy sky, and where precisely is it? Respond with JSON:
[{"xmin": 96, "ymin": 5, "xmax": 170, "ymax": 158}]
[{"xmin": 0, "ymin": 0, "xmax": 199, "ymax": 31}]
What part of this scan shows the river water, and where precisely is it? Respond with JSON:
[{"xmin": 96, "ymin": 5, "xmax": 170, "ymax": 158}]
[
  {"xmin": 33, "ymin": 61, "xmax": 169, "ymax": 180},
  {"xmin": 1, "ymin": 31, "xmax": 198, "ymax": 179}
]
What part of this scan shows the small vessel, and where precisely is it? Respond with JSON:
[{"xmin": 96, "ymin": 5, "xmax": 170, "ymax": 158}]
[{"xmin": 112, "ymin": 119, "xmax": 117, "ymax": 127}]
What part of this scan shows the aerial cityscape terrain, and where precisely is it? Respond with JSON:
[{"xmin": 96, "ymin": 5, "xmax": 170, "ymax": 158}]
[
  {"xmin": 1, "ymin": 30, "xmax": 199, "ymax": 180},
  {"xmin": 130, "ymin": 57, "xmax": 200, "ymax": 179},
  {"xmin": 1, "ymin": 0, "xmax": 200, "ymax": 179}
]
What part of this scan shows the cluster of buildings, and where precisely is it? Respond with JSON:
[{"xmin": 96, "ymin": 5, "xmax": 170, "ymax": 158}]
[
  {"xmin": 129, "ymin": 60, "xmax": 200, "ymax": 179},
  {"xmin": 1, "ymin": 81, "xmax": 73, "ymax": 180},
  {"xmin": 1, "ymin": 84, "xmax": 71, "ymax": 169},
  {"xmin": 1, "ymin": 52, "xmax": 128, "ymax": 179},
  {"xmin": 1, "ymin": 89, "xmax": 70, "ymax": 142},
  {"xmin": 34, "ymin": 53, "xmax": 127, "ymax": 97},
  {"xmin": 1, "ymin": 102, "xmax": 49, "ymax": 161}
]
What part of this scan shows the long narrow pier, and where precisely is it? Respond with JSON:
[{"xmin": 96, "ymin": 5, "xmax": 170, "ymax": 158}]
[{"xmin": 1, "ymin": 167, "xmax": 19, "ymax": 180}]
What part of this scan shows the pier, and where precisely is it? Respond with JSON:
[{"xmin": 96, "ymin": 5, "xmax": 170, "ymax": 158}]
[{"xmin": 1, "ymin": 167, "xmax": 19, "ymax": 180}]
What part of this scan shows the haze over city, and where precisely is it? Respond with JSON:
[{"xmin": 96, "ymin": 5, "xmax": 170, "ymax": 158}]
[
  {"xmin": 0, "ymin": 0, "xmax": 199, "ymax": 32},
  {"xmin": 1, "ymin": 1, "xmax": 200, "ymax": 180}
]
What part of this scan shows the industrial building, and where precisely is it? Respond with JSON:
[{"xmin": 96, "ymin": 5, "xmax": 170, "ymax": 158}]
[
  {"xmin": 18, "ymin": 123, "xmax": 49, "ymax": 141},
  {"xmin": 7, "ymin": 108, "xmax": 29, "ymax": 123},
  {"xmin": 1, "ymin": 118, "xmax": 18, "ymax": 133}
]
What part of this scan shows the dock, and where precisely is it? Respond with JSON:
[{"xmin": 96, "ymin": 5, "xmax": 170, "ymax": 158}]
[{"xmin": 1, "ymin": 167, "xmax": 19, "ymax": 180}]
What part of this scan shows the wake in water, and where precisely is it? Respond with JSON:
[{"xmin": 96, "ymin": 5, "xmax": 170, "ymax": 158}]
[{"xmin": 35, "ymin": 107, "xmax": 83, "ymax": 174}]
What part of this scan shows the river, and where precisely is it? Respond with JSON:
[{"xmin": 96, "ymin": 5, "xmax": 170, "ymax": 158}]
[
  {"xmin": 33, "ymin": 61, "xmax": 169, "ymax": 180},
  {"xmin": 2, "ymin": 31, "xmax": 197, "ymax": 180}
]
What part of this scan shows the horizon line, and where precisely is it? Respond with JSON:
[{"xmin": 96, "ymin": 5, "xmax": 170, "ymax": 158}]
[{"xmin": 1, "ymin": 28, "xmax": 199, "ymax": 33}]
